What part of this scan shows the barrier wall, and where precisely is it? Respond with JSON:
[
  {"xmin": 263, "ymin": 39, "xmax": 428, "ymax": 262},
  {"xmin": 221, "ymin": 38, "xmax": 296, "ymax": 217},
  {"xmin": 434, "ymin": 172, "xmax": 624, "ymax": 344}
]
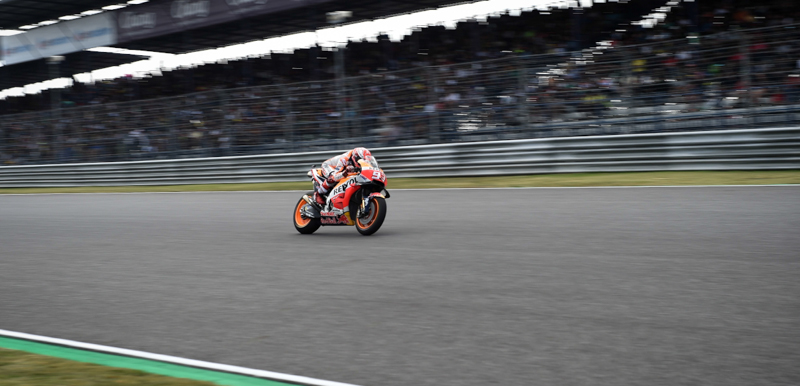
[{"xmin": 0, "ymin": 127, "xmax": 798, "ymax": 188}]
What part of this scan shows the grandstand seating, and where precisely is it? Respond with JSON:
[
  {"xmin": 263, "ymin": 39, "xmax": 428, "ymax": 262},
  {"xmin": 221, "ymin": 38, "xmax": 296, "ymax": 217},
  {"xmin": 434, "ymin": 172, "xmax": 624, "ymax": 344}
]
[{"xmin": 2, "ymin": 0, "xmax": 800, "ymax": 165}]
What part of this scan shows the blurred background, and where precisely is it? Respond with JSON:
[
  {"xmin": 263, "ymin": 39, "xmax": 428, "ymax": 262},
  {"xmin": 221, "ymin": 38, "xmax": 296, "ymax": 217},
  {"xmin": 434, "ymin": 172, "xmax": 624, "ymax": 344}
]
[
  {"xmin": 1, "ymin": 0, "xmax": 798, "ymax": 165},
  {"xmin": 1, "ymin": 3, "xmax": 799, "ymax": 385}
]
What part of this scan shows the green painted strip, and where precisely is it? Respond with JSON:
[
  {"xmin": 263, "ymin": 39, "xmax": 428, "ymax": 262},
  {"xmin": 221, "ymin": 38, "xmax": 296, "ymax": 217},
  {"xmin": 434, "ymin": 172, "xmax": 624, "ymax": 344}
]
[{"xmin": 0, "ymin": 337, "xmax": 294, "ymax": 386}]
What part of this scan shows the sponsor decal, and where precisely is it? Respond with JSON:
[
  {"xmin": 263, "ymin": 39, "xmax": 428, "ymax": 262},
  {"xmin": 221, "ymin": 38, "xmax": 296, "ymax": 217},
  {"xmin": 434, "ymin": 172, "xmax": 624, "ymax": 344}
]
[
  {"xmin": 320, "ymin": 207, "xmax": 346, "ymax": 216},
  {"xmin": 115, "ymin": 0, "xmax": 335, "ymax": 44},
  {"xmin": 226, "ymin": 0, "xmax": 267, "ymax": 6},
  {"xmin": 32, "ymin": 28, "xmax": 112, "ymax": 49},
  {"xmin": 74, "ymin": 28, "xmax": 113, "ymax": 40},
  {"xmin": 171, "ymin": 0, "xmax": 211, "ymax": 19},
  {"xmin": 38, "ymin": 36, "xmax": 71, "ymax": 49},
  {"xmin": 328, "ymin": 177, "xmax": 356, "ymax": 197},
  {"xmin": 321, "ymin": 214, "xmax": 351, "ymax": 225},
  {"xmin": 2, "ymin": 13, "xmax": 115, "ymax": 65},
  {"xmin": 3, "ymin": 44, "xmax": 34, "ymax": 56},
  {"xmin": 119, "ymin": 12, "xmax": 157, "ymax": 29}
]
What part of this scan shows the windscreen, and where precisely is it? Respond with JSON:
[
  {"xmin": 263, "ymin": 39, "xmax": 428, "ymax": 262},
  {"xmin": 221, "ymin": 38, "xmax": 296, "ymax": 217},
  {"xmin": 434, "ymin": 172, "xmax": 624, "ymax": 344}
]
[{"xmin": 359, "ymin": 156, "xmax": 380, "ymax": 168}]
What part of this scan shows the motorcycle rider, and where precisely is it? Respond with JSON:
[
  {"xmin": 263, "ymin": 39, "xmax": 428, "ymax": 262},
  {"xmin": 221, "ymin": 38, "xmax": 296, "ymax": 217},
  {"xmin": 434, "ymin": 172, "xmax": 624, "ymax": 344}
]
[{"xmin": 311, "ymin": 147, "xmax": 374, "ymax": 207}]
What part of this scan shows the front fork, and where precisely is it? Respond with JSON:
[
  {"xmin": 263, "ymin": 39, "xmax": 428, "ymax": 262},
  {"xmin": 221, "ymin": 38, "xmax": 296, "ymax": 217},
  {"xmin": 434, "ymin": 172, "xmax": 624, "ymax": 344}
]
[
  {"xmin": 358, "ymin": 196, "xmax": 371, "ymax": 219},
  {"xmin": 358, "ymin": 192, "xmax": 386, "ymax": 218}
]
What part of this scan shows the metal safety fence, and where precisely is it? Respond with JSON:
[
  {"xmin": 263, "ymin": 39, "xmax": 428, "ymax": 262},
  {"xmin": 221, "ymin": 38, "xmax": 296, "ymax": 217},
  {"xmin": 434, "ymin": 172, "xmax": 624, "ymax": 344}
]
[
  {"xmin": 2, "ymin": 24, "xmax": 800, "ymax": 167},
  {"xmin": 0, "ymin": 127, "xmax": 798, "ymax": 188}
]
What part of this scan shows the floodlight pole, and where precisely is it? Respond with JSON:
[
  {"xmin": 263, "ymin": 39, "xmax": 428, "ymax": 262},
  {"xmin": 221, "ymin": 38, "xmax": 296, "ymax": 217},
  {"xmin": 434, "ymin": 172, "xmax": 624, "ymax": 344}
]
[
  {"xmin": 517, "ymin": 57, "xmax": 530, "ymax": 134},
  {"xmin": 328, "ymin": 11, "xmax": 351, "ymax": 141},
  {"xmin": 48, "ymin": 55, "xmax": 65, "ymax": 162},
  {"xmin": 426, "ymin": 66, "xmax": 440, "ymax": 143},
  {"xmin": 335, "ymin": 46, "xmax": 346, "ymax": 140},
  {"xmin": 281, "ymin": 82, "xmax": 295, "ymax": 152},
  {"xmin": 740, "ymin": 31, "xmax": 752, "ymax": 111}
]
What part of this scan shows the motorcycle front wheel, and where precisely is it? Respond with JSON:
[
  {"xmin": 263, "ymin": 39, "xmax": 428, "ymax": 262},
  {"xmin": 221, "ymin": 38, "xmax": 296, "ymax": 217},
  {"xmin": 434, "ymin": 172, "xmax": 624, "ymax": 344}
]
[
  {"xmin": 355, "ymin": 197, "xmax": 387, "ymax": 236},
  {"xmin": 293, "ymin": 193, "xmax": 321, "ymax": 234}
]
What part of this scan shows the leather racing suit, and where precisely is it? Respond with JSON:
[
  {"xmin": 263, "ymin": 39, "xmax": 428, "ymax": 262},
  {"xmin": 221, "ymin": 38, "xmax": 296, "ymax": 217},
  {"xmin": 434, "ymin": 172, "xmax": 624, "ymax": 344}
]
[{"xmin": 311, "ymin": 147, "xmax": 373, "ymax": 205}]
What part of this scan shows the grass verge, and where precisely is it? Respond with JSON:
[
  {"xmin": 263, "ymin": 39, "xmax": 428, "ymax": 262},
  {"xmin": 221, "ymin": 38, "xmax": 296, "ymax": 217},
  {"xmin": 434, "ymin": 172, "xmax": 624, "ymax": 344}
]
[
  {"xmin": 0, "ymin": 347, "xmax": 220, "ymax": 386},
  {"xmin": 0, "ymin": 170, "xmax": 798, "ymax": 194},
  {"xmin": 0, "ymin": 336, "xmax": 294, "ymax": 386}
]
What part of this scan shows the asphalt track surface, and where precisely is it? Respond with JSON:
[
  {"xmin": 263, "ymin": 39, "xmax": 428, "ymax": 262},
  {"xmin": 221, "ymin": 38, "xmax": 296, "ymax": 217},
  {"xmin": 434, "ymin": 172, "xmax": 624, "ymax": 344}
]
[{"xmin": 1, "ymin": 187, "xmax": 799, "ymax": 386}]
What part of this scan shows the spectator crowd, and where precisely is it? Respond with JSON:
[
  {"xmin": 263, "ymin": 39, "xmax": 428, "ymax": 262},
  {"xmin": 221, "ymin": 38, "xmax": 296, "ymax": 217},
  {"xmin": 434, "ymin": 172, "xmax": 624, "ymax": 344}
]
[{"xmin": 2, "ymin": 0, "xmax": 800, "ymax": 165}]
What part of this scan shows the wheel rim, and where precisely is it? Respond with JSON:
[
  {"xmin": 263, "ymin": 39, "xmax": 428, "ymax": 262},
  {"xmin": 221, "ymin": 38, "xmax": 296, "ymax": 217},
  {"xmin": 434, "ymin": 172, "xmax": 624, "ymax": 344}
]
[
  {"xmin": 295, "ymin": 200, "xmax": 311, "ymax": 227},
  {"xmin": 357, "ymin": 200, "xmax": 379, "ymax": 229}
]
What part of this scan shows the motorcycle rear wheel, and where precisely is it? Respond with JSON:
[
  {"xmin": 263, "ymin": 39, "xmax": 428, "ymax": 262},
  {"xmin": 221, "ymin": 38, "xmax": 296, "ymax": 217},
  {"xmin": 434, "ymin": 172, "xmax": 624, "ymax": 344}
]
[
  {"xmin": 293, "ymin": 194, "xmax": 321, "ymax": 234},
  {"xmin": 355, "ymin": 197, "xmax": 387, "ymax": 236}
]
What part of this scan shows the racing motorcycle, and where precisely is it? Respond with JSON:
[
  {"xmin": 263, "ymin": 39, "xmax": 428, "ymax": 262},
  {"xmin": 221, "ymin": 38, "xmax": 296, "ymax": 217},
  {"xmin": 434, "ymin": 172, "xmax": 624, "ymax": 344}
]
[{"xmin": 293, "ymin": 156, "xmax": 390, "ymax": 236}]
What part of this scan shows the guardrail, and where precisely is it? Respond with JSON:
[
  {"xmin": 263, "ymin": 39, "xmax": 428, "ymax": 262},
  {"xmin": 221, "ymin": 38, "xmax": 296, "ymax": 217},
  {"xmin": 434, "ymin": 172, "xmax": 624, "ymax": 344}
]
[{"xmin": 1, "ymin": 127, "xmax": 798, "ymax": 188}]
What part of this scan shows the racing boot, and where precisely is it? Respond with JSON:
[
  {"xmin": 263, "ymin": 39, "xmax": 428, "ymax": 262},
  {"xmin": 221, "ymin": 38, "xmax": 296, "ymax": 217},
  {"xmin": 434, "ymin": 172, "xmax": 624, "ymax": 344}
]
[{"xmin": 312, "ymin": 191, "xmax": 327, "ymax": 209}]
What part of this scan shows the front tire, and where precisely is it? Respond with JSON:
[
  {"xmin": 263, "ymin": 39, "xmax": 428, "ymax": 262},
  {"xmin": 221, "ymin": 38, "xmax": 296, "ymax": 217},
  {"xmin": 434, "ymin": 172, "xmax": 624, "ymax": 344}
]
[
  {"xmin": 293, "ymin": 194, "xmax": 321, "ymax": 234},
  {"xmin": 355, "ymin": 197, "xmax": 387, "ymax": 236}
]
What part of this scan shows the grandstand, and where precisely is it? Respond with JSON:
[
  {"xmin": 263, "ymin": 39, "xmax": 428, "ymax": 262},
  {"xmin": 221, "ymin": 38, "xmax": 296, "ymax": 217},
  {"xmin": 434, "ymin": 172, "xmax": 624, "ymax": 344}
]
[{"xmin": 2, "ymin": 0, "xmax": 799, "ymax": 165}]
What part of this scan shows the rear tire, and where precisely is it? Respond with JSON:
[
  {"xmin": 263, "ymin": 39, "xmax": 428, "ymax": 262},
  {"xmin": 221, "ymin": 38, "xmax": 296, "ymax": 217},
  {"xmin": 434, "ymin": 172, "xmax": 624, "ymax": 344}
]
[
  {"xmin": 293, "ymin": 193, "xmax": 321, "ymax": 234},
  {"xmin": 355, "ymin": 197, "xmax": 387, "ymax": 236}
]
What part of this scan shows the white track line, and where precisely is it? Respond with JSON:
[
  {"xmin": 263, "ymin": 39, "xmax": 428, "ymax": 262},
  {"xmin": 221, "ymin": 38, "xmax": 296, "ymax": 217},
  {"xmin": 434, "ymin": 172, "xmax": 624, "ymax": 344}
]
[
  {"xmin": 0, "ymin": 329, "xmax": 361, "ymax": 386},
  {"xmin": 0, "ymin": 184, "xmax": 798, "ymax": 196}
]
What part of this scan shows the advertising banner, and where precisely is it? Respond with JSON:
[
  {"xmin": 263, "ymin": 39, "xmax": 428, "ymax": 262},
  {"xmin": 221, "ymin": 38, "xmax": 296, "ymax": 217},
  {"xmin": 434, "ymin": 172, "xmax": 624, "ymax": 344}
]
[
  {"xmin": 1, "ymin": 14, "xmax": 116, "ymax": 66},
  {"xmin": 116, "ymin": 0, "xmax": 332, "ymax": 43}
]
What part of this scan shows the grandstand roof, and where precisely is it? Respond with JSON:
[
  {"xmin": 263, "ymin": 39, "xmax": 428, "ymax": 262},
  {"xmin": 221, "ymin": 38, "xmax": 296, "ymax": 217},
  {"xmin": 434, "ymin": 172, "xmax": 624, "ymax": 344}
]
[
  {"xmin": 1, "ymin": 0, "xmax": 482, "ymax": 90},
  {"xmin": 0, "ymin": 0, "xmax": 145, "ymax": 90},
  {"xmin": 0, "ymin": 0, "xmax": 124, "ymax": 30},
  {"xmin": 0, "ymin": 50, "xmax": 147, "ymax": 91},
  {"xmin": 115, "ymin": 0, "xmax": 487, "ymax": 54}
]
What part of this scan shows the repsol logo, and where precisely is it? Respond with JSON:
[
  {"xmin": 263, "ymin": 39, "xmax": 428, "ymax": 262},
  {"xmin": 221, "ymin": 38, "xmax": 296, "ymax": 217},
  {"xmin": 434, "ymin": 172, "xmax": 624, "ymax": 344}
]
[
  {"xmin": 171, "ymin": 0, "xmax": 211, "ymax": 19},
  {"xmin": 119, "ymin": 12, "xmax": 157, "ymax": 29},
  {"xmin": 329, "ymin": 177, "xmax": 355, "ymax": 197}
]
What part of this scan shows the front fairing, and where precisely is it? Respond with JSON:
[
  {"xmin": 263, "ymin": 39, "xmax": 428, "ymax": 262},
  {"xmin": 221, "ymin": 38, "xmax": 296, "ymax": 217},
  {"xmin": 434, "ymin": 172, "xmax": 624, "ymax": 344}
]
[{"xmin": 355, "ymin": 159, "xmax": 387, "ymax": 186}]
